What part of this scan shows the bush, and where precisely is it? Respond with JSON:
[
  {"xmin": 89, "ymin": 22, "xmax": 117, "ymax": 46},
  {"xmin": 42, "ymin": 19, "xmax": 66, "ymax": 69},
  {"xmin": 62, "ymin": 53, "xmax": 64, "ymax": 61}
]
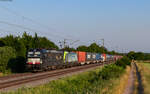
[
  {"xmin": 115, "ymin": 56, "xmax": 131, "ymax": 68},
  {"xmin": 99, "ymin": 65, "xmax": 124, "ymax": 80},
  {"xmin": 0, "ymin": 46, "xmax": 16, "ymax": 73},
  {"xmin": 121, "ymin": 56, "xmax": 131, "ymax": 65},
  {"xmin": 7, "ymin": 56, "xmax": 26, "ymax": 73}
]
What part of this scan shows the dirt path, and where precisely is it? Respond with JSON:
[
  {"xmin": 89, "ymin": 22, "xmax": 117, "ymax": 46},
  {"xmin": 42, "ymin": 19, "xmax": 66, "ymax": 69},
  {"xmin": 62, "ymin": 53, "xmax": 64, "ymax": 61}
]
[
  {"xmin": 123, "ymin": 63, "xmax": 135, "ymax": 94},
  {"xmin": 123, "ymin": 62, "xmax": 144, "ymax": 94}
]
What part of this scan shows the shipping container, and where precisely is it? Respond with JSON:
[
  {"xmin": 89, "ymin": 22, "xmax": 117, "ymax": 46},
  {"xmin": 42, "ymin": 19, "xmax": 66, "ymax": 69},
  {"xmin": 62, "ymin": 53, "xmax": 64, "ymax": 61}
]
[
  {"xmin": 101, "ymin": 54, "xmax": 106, "ymax": 62},
  {"xmin": 86, "ymin": 52, "xmax": 92, "ymax": 64},
  {"xmin": 65, "ymin": 52, "xmax": 78, "ymax": 64},
  {"xmin": 86, "ymin": 52, "xmax": 92, "ymax": 60},
  {"xmin": 96, "ymin": 53, "xmax": 102, "ymax": 62},
  {"xmin": 76, "ymin": 51, "xmax": 86, "ymax": 65},
  {"xmin": 91, "ymin": 53, "xmax": 97, "ymax": 63}
]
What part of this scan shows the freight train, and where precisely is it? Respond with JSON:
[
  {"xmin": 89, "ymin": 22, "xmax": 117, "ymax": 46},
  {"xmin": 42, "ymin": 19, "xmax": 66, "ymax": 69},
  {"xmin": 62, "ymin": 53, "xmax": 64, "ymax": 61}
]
[{"xmin": 26, "ymin": 49, "xmax": 122, "ymax": 71}]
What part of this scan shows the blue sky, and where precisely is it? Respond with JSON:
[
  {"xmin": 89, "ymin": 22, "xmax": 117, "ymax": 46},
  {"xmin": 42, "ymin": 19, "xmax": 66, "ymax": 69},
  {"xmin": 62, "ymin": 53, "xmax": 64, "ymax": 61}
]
[{"xmin": 0, "ymin": 0, "xmax": 150, "ymax": 52}]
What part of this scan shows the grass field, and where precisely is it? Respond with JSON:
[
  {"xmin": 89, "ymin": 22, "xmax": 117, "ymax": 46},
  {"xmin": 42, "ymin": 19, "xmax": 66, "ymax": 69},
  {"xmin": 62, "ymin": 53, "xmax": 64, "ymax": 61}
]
[
  {"xmin": 1, "ymin": 63, "xmax": 130, "ymax": 94},
  {"xmin": 136, "ymin": 62, "xmax": 150, "ymax": 94}
]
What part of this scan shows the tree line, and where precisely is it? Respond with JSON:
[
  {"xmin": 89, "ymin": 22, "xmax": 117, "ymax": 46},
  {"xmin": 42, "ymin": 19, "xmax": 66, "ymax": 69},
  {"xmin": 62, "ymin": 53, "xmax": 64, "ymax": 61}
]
[
  {"xmin": 127, "ymin": 51, "xmax": 150, "ymax": 60},
  {"xmin": 64, "ymin": 43, "xmax": 120, "ymax": 55},
  {"xmin": 0, "ymin": 32, "xmax": 120, "ymax": 73}
]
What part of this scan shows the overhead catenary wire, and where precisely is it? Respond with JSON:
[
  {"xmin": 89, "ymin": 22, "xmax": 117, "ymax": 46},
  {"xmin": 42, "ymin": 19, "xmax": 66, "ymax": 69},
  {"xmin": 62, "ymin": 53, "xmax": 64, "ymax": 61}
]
[
  {"xmin": 0, "ymin": 5, "xmax": 75, "ymax": 40},
  {"xmin": 0, "ymin": 20, "xmax": 66, "ymax": 39},
  {"xmin": 0, "ymin": 20, "xmax": 86, "ymax": 48},
  {"xmin": 0, "ymin": 5, "xmax": 104, "ymax": 48},
  {"xmin": 0, "ymin": 5, "xmax": 56, "ymax": 31}
]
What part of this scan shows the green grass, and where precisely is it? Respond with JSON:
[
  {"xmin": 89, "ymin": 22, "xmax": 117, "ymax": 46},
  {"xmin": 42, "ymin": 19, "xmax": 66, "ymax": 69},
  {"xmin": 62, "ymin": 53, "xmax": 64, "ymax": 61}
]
[
  {"xmin": 1, "ymin": 64, "xmax": 125, "ymax": 94},
  {"xmin": 142, "ymin": 62, "xmax": 150, "ymax": 69},
  {"xmin": 137, "ymin": 62, "xmax": 150, "ymax": 94}
]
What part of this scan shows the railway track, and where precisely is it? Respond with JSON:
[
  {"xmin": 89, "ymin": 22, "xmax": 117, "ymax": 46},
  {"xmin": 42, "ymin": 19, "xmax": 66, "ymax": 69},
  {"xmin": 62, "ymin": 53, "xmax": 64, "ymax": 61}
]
[
  {"xmin": 0, "ymin": 62, "xmax": 110, "ymax": 90},
  {"xmin": 0, "ymin": 73, "xmax": 33, "ymax": 81},
  {"xmin": 0, "ymin": 63, "xmax": 102, "ymax": 82}
]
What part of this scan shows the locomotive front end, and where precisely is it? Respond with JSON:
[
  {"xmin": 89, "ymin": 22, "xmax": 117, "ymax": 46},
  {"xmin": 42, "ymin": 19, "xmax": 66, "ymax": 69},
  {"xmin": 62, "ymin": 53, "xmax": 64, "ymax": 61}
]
[{"xmin": 26, "ymin": 49, "xmax": 42, "ymax": 71}]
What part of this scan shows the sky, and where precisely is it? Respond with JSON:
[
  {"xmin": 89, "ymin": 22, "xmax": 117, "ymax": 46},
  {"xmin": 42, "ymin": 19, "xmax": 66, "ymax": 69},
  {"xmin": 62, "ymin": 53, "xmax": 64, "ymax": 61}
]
[{"xmin": 0, "ymin": 0, "xmax": 150, "ymax": 52}]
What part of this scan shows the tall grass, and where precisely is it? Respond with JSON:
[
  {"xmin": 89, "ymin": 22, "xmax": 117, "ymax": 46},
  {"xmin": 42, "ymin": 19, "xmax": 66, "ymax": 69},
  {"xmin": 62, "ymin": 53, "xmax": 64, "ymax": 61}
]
[{"xmin": 136, "ymin": 62, "xmax": 150, "ymax": 94}]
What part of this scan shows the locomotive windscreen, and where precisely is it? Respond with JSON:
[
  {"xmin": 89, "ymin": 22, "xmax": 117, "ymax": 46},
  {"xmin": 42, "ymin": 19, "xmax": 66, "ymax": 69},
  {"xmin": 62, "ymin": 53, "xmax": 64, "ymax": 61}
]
[
  {"xmin": 27, "ymin": 51, "xmax": 41, "ymax": 57},
  {"xmin": 27, "ymin": 49, "xmax": 42, "ymax": 64}
]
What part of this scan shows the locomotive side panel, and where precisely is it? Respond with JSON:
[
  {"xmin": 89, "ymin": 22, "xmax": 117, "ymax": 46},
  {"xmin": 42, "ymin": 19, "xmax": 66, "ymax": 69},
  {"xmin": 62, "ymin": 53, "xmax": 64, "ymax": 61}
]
[{"xmin": 41, "ymin": 50, "xmax": 64, "ymax": 70}]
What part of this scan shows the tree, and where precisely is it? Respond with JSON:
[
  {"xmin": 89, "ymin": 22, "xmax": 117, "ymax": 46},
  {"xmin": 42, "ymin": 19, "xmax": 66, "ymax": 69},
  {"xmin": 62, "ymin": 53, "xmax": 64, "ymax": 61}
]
[
  {"xmin": 88, "ymin": 43, "xmax": 107, "ymax": 53},
  {"xmin": 134, "ymin": 52, "xmax": 145, "ymax": 60},
  {"xmin": 38, "ymin": 37, "xmax": 59, "ymax": 49},
  {"xmin": 1, "ymin": 35, "xmax": 26, "ymax": 57},
  {"xmin": 77, "ymin": 45, "xmax": 88, "ymax": 52},
  {"xmin": 127, "ymin": 51, "xmax": 150, "ymax": 60},
  {"xmin": 63, "ymin": 46, "xmax": 76, "ymax": 52},
  {"xmin": 21, "ymin": 32, "xmax": 33, "ymax": 51},
  {"xmin": 76, "ymin": 43, "xmax": 108, "ymax": 53},
  {"xmin": 127, "ymin": 51, "xmax": 135, "ymax": 60}
]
